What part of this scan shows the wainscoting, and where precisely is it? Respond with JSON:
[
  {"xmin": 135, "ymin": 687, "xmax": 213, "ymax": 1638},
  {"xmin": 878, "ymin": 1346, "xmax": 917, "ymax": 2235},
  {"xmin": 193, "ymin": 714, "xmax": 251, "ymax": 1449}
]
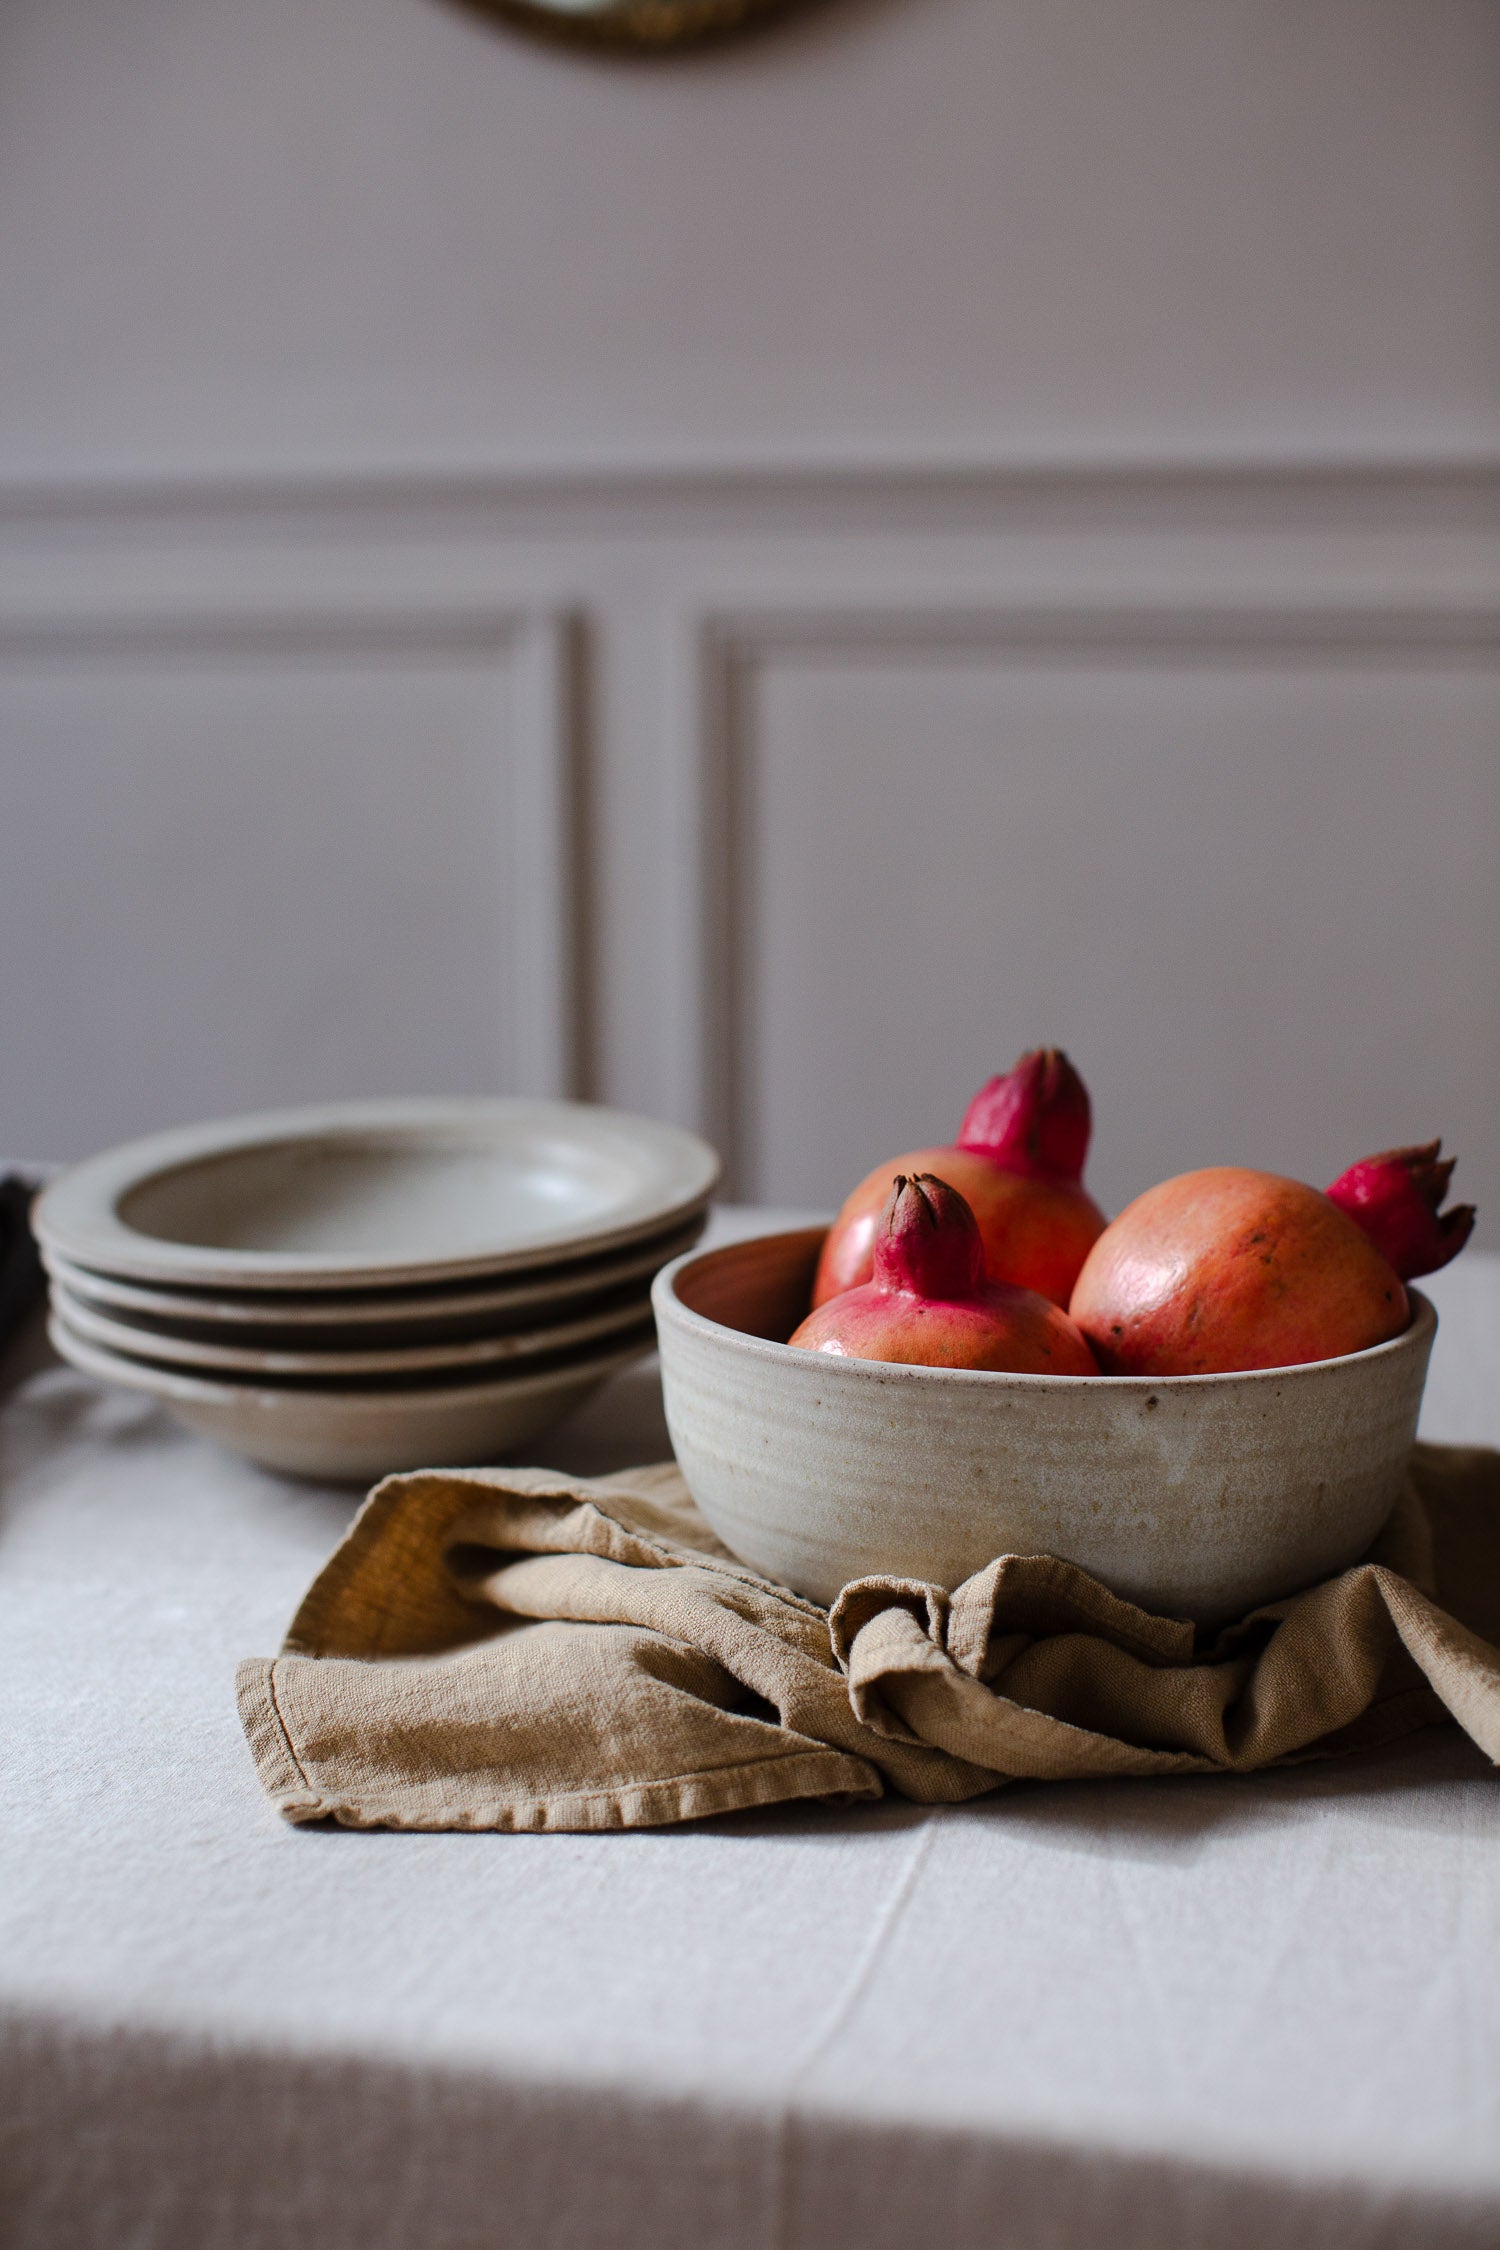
[{"xmin": 3, "ymin": 459, "xmax": 1497, "ymax": 1219}]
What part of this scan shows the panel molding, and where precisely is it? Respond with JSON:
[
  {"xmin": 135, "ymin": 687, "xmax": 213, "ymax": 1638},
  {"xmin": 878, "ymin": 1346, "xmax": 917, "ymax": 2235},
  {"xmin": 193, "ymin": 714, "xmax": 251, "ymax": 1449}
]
[
  {"xmin": 2, "ymin": 455, "xmax": 1498, "ymax": 539},
  {"xmin": 671, "ymin": 599, "xmax": 1500, "ymax": 1192},
  {"xmin": 0, "ymin": 602, "xmax": 580, "ymax": 1100},
  {"xmin": 4, "ymin": 456, "xmax": 1498, "ymax": 1157}
]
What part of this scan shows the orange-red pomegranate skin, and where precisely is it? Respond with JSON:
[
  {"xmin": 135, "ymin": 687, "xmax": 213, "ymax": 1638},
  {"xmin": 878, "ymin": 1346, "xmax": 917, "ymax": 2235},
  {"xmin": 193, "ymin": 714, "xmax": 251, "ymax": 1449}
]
[
  {"xmin": 812, "ymin": 1146, "xmax": 1103, "ymax": 1311},
  {"xmin": 1069, "ymin": 1167, "xmax": 1409, "ymax": 1376},
  {"xmin": 793, "ymin": 1173, "xmax": 1098, "ymax": 1375},
  {"xmin": 812, "ymin": 1050, "xmax": 1107, "ymax": 1310}
]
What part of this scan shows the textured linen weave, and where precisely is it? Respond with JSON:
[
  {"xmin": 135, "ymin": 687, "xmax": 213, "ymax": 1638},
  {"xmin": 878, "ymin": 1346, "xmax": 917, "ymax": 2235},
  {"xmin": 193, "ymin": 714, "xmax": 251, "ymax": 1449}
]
[{"xmin": 238, "ymin": 1442, "xmax": 1500, "ymax": 1831}]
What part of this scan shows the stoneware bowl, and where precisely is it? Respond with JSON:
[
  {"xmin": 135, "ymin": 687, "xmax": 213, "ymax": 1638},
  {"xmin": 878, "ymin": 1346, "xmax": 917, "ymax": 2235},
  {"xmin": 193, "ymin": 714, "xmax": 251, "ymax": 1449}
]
[
  {"xmin": 34, "ymin": 1097, "xmax": 719, "ymax": 1291},
  {"xmin": 49, "ymin": 1312, "xmax": 655, "ymax": 1483},
  {"xmin": 48, "ymin": 1274, "xmax": 656, "ymax": 1380},
  {"xmin": 652, "ymin": 1227, "xmax": 1437, "ymax": 1627},
  {"xmin": 38, "ymin": 1211, "xmax": 705, "ymax": 1344}
]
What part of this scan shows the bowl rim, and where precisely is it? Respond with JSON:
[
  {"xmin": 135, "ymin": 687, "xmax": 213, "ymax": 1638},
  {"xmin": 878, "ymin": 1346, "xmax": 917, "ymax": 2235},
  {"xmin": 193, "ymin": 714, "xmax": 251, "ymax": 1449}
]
[
  {"xmin": 48, "ymin": 1271, "xmax": 656, "ymax": 1379},
  {"xmin": 33, "ymin": 1097, "xmax": 721, "ymax": 1291},
  {"xmin": 48, "ymin": 1306, "xmax": 655, "ymax": 1409},
  {"xmin": 38, "ymin": 1208, "xmax": 707, "ymax": 1323},
  {"xmin": 652, "ymin": 1225, "xmax": 1437, "ymax": 1389}
]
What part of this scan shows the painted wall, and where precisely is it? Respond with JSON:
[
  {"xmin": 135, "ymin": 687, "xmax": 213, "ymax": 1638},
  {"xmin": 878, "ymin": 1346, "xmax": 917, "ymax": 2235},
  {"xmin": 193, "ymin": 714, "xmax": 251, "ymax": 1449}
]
[
  {"xmin": 1, "ymin": 0, "xmax": 1497, "ymax": 1230},
  {"xmin": 2, "ymin": 0, "xmax": 1496, "ymax": 476}
]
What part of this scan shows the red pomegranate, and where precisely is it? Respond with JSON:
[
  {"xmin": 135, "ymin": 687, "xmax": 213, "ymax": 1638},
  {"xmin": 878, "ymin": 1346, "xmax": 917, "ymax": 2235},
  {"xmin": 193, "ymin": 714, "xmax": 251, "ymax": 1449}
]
[
  {"xmin": 1326, "ymin": 1141, "xmax": 1475, "ymax": 1280},
  {"xmin": 1069, "ymin": 1167, "xmax": 1410, "ymax": 1376},
  {"xmin": 811, "ymin": 1049, "xmax": 1107, "ymax": 1311},
  {"xmin": 791, "ymin": 1173, "xmax": 1098, "ymax": 1375}
]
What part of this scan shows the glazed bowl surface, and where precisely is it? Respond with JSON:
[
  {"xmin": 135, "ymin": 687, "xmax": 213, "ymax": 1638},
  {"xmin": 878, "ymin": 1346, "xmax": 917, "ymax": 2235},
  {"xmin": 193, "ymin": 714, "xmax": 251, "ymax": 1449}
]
[
  {"xmin": 652, "ymin": 1227, "xmax": 1436, "ymax": 1627},
  {"xmin": 49, "ymin": 1310, "xmax": 653, "ymax": 1483}
]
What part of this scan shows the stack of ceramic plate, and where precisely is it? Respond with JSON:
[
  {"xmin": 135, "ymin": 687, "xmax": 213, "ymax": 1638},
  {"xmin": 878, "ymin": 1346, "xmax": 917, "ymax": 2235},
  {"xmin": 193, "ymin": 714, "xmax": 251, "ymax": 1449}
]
[{"xmin": 35, "ymin": 1098, "xmax": 718, "ymax": 1481}]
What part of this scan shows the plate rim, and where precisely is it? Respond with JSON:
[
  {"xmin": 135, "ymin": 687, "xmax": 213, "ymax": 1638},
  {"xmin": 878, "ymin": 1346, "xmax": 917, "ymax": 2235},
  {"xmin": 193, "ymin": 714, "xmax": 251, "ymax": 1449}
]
[
  {"xmin": 39, "ymin": 1210, "xmax": 705, "ymax": 1329},
  {"xmin": 48, "ymin": 1303, "xmax": 657, "ymax": 1410},
  {"xmin": 50, "ymin": 1274, "xmax": 657, "ymax": 1378},
  {"xmin": 34, "ymin": 1098, "xmax": 720, "ymax": 1291}
]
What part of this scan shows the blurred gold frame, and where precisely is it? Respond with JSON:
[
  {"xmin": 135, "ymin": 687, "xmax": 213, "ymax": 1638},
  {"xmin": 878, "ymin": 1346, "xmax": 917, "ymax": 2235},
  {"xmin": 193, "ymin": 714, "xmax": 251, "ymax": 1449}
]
[{"xmin": 463, "ymin": 0, "xmax": 802, "ymax": 48}]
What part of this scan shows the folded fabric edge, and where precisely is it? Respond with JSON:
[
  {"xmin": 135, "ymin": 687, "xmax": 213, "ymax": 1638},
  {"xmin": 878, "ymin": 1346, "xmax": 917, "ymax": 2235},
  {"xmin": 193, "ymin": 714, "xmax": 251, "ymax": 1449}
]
[
  {"xmin": 235, "ymin": 1659, "xmax": 324, "ymax": 1821},
  {"xmin": 234, "ymin": 1658, "xmax": 885, "ymax": 1832}
]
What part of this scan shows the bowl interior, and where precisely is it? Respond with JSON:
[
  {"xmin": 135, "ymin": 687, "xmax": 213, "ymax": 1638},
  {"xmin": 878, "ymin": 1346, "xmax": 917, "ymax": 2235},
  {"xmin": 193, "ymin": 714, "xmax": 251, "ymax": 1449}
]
[
  {"xmin": 119, "ymin": 1133, "xmax": 642, "ymax": 1258},
  {"xmin": 669, "ymin": 1227, "xmax": 826, "ymax": 1344},
  {"xmin": 35, "ymin": 1098, "xmax": 721, "ymax": 1287}
]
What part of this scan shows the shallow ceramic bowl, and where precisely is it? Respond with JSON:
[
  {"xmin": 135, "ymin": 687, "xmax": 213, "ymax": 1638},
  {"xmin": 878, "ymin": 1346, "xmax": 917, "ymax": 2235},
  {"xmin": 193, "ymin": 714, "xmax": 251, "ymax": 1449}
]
[
  {"xmin": 48, "ymin": 1276, "xmax": 654, "ymax": 1379},
  {"xmin": 38, "ymin": 1210, "xmax": 705, "ymax": 1345},
  {"xmin": 653, "ymin": 1227, "xmax": 1437, "ymax": 1627},
  {"xmin": 34, "ymin": 1098, "xmax": 719, "ymax": 1291},
  {"xmin": 49, "ymin": 1312, "xmax": 655, "ymax": 1482}
]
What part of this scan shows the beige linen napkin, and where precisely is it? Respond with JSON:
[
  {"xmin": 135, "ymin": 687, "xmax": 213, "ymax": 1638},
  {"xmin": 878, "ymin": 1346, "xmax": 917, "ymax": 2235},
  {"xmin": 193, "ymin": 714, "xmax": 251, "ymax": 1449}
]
[{"xmin": 237, "ymin": 1443, "xmax": 1500, "ymax": 1832}]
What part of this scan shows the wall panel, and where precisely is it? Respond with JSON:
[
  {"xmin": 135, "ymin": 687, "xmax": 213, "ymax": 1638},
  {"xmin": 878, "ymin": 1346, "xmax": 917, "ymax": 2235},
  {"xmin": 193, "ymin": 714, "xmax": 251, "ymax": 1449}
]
[
  {"xmin": 689, "ymin": 608, "xmax": 1500, "ymax": 1213},
  {"xmin": 0, "ymin": 608, "xmax": 576, "ymax": 1159},
  {"xmin": 1, "ymin": 465, "xmax": 1496, "ymax": 1243}
]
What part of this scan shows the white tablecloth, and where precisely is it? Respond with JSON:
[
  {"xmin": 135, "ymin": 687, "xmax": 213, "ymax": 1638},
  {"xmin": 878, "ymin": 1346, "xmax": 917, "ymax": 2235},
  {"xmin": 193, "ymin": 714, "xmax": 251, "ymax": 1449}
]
[{"xmin": 3, "ymin": 1217, "xmax": 1499, "ymax": 2250}]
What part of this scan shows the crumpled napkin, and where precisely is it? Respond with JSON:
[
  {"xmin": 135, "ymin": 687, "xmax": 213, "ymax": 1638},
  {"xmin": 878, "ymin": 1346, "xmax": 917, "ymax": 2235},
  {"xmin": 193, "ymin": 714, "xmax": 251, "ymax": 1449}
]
[{"xmin": 237, "ymin": 1442, "xmax": 1500, "ymax": 1832}]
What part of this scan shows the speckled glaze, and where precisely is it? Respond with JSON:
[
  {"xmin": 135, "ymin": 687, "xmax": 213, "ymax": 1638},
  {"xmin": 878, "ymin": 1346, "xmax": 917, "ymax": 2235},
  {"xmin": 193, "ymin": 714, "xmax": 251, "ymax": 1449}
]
[{"xmin": 653, "ymin": 1228, "xmax": 1437, "ymax": 1626}]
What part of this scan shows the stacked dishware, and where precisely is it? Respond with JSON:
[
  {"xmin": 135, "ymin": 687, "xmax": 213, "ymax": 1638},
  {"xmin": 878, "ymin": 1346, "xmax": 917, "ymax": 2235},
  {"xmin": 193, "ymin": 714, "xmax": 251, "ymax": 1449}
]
[{"xmin": 35, "ymin": 1098, "xmax": 718, "ymax": 1480}]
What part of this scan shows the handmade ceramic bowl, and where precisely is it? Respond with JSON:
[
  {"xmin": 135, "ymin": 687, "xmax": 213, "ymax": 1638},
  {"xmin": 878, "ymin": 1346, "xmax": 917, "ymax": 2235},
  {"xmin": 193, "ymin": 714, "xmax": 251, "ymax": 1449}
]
[
  {"xmin": 49, "ymin": 1312, "xmax": 656, "ymax": 1482},
  {"xmin": 48, "ymin": 1277, "xmax": 655, "ymax": 1379},
  {"xmin": 34, "ymin": 1098, "xmax": 719, "ymax": 1291},
  {"xmin": 38, "ymin": 1211, "xmax": 705, "ymax": 1344},
  {"xmin": 653, "ymin": 1227, "xmax": 1437, "ymax": 1627}
]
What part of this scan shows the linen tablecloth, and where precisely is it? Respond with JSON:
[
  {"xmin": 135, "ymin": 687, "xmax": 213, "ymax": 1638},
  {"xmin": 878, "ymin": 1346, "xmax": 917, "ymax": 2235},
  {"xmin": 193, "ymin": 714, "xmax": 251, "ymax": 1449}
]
[{"xmin": 3, "ymin": 1214, "xmax": 1499, "ymax": 2250}]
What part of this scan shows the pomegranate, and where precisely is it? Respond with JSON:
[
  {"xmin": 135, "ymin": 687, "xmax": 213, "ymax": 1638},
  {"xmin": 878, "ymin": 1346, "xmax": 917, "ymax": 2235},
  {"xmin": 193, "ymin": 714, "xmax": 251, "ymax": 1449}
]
[
  {"xmin": 1069, "ymin": 1167, "xmax": 1409, "ymax": 1377},
  {"xmin": 791, "ymin": 1173, "xmax": 1098, "ymax": 1375},
  {"xmin": 811, "ymin": 1049, "xmax": 1107, "ymax": 1311},
  {"xmin": 1326, "ymin": 1141, "xmax": 1475, "ymax": 1280}
]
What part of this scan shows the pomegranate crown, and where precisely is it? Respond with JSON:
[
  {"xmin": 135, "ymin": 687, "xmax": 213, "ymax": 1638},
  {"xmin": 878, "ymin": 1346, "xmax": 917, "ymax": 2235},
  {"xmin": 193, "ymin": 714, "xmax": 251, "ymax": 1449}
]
[
  {"xmin": 955, "ymin": 1047, "xmax": 1091, "ymax": 1181},
  {"xmin": 873, "ymin": 1173, "xmax": 985, "ymax": 1301},
  {"xmin": 1326, "ymin": 1140, "xmax": 1476, "ymax": 1282}
]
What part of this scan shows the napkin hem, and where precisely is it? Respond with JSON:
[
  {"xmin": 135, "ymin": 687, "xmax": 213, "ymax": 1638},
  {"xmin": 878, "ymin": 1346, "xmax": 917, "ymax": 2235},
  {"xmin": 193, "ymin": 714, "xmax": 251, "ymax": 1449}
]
[
  {"xmin": 235, "ymin": 1660, "xmax": 325, "ymax": 1821},
  {"xmin": 234, "ymin": 1648, "xmax": 882, "ymax": 1833}
]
